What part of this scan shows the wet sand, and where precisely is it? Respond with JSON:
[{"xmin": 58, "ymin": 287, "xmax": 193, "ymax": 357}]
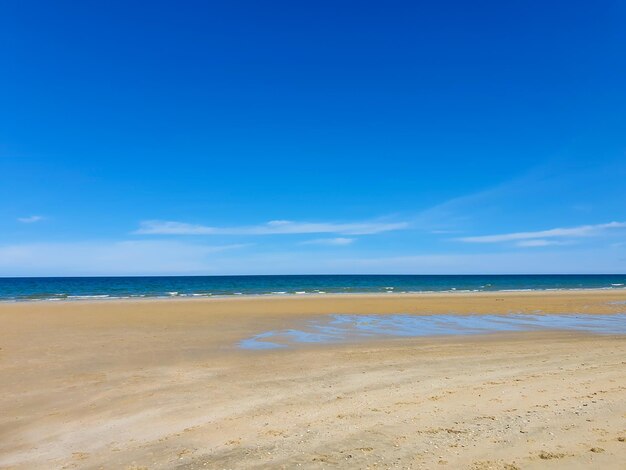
[{"xmin": 0, "ymin": 290, "xmax": 625, "ymax": 469}]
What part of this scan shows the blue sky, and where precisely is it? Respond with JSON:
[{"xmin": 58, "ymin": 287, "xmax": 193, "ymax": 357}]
[{"xmin": 1, "ymin": 0, "xmax": 625, "ymax": 275}]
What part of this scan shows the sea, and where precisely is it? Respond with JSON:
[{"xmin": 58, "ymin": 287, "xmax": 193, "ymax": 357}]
[{"xmin": 0, "ymin": 274, "xmax": 625, "ymax": 302}]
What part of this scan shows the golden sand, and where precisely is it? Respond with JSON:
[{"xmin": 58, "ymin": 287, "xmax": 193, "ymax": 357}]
[{"xmin": 0, "ymin": 290, "xmax": 625, "ymax": 469}]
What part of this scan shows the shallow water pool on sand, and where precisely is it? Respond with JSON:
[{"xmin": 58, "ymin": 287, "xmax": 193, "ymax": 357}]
[{"xmin": 239, "ymin": 313, "xmax": 626, "ymax": 350}]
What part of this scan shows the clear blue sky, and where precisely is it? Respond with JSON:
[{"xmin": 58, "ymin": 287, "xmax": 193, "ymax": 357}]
[{"xmin": 1, "ymin": 0, "xmax": 625, "ymax": 275}]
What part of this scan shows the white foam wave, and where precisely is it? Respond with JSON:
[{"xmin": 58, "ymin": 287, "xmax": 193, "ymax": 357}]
[{"xmin": 67, "ymin": 295, "xmax": 110, "ymax": 299}]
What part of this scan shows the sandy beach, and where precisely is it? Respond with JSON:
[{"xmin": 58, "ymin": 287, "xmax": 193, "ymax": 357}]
[{"xmin": 1, "ymin": 290, "xmax": 625, "ymax": 469}]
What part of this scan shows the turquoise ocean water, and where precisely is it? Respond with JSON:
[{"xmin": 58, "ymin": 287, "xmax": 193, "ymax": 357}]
[{"xmin": 0, "ymin": 274, "xmax": 625, "ymax": 302}]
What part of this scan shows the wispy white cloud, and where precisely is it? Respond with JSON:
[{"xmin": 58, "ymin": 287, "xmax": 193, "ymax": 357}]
[
  {"xmin": 457, "ymin": 222, "xmax": 626, "ymax": 244},
  {"xmin": 515, "ymin": 239, "xmax": 572, "ymax": 248},
  {"xmin": 17, "ymin": 215, "xmax": 45, "ymax": 223},
  {"xmin": 299, "ymin": 237, "xmax": 354, "ymax": 246},
  {"xmin": 430, "ymin": 229, "xmax": 462, "ymax": 234},
  {"xmin": 134, "ymin": 219, "xmax": 408, "ymax": 236},
  {"xmin": 415, "ymin": 160, "xmax": 626, "ymax": 236}
]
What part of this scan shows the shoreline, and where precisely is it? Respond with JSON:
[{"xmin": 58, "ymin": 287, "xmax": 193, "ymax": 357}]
[
  {"xmin": 2, "ymin": 285, "xmax": 626, "ymax": 305},
  {"xmin": 1, "ymin": 289, "xmax": 625, "ymax": 318}
]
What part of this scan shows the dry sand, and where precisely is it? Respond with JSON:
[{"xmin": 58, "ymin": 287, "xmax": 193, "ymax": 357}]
[{"xmin": 0, "ymin": 290, "xmax": 625, "ymax": 469}]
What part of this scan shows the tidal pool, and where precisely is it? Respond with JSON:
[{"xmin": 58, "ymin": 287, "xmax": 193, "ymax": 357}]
[{"xmin": 239, "ymin": 313, "xmax": 626, "ymax": 350}]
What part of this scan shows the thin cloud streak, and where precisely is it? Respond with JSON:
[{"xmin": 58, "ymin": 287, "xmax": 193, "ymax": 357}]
[
  {"xmin": 18, "ymin": 215, "xmax": 45, "ymax": 223},
  {"xmin": 515, "ymin": 239, "xmax": 572, "ymax": 248},
  {"xmin": 299, "ymin": 237, "xmax": 354, "ymax": 246},
  {"xmin": 134, "ymin": 219, "xmax": 408, "ymax": 236},
  {"xmin": 458, "ymin": 222, "xmax": 626, "ymax": 244}
]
